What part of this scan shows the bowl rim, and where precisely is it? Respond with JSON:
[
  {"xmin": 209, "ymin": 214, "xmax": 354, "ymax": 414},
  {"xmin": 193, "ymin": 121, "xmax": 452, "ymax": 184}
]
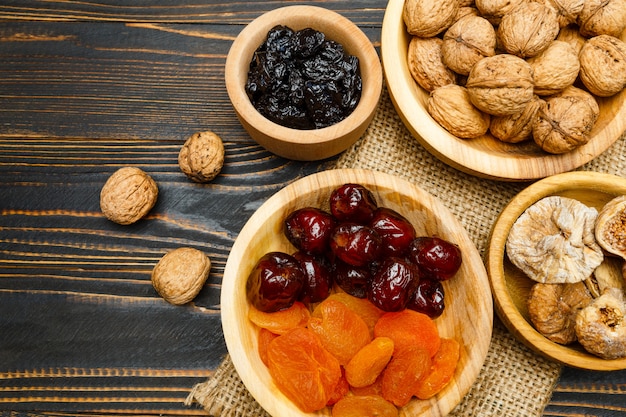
[
  {"xmin": 486, "ymin": 171, "xmax": 626, "ymax": 370},
  {"xmin": 221, "ymin": 168, "xmax": 493, "ymax": 416},
  {"xmin": 381, "ymin": 0, "xmax": 626, "ymax": 182},
  {"xmin": 225, "ymin": 5, "xmax": 383, "ymax": 149}
]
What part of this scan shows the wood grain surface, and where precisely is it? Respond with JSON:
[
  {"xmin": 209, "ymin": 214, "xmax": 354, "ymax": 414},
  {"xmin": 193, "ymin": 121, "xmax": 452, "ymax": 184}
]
[{"xmin": 0, "ymin": 1, "xmax": 625, "ymax": 416}]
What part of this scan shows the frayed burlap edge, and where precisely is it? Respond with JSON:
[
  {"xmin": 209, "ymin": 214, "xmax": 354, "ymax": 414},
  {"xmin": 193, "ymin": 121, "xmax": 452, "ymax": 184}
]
[{"xmin": 186, "ymin": 83, "xmax": 626, "ymax": 416}]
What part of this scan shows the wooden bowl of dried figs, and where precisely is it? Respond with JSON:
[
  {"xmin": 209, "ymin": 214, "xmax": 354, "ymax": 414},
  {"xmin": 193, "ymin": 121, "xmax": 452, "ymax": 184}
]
[
  {"xmin": 222, "ymin": 169, "xmax": 493, "ymax": 416},
  {"xmin": 381, "ymin": 0, "xmax": 626, "ymax": 181},
  {"xmin": 487, "ymin": 171, "xmax": 626, "ymax": 370}
]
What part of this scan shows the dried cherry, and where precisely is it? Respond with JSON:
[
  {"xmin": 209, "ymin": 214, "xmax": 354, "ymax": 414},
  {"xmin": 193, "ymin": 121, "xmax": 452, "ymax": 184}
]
[
  {"xmin": 407, "ymin": 278, "xmax": 445, "ymax": 318},
  {"xmin": 246, "ymin": 251, "xmax": 305, "ymax": 312},
  {"xmin": 333, "ymin": 260, "xmax": 371, "ymax": 299},
  {"xmin": 407, "ymin": 236, "xmax": 462, "ymax": 280},
  {"xmin": 293, "ymin": 251, "xmax": 333, "ymax": 304},
  {"xmin": 329, "ymin": 183, "xmax": 378, "ymax": 223},
  {"xmin": 369, "ymin": 207, "xmax": 417, "ymax": 257},
  {"xmin": 284, "ymin": 207, "xmax": 336, "ymax": 255},
  {"xmin": 330, "ymin": 223, "xmax": 382, "ymax": 267},
  {"xmin": 367, "ymin": 257, "xmax": 420, "ymax": 312}
]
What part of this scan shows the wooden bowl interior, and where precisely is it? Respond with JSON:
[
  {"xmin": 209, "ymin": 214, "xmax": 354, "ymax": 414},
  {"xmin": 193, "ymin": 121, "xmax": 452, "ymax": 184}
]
[
  {"xmin": 222, "ymin": 169, "xmax": 493, "ymax": 416},
  {"xmin": 225, "ymin": 6, "xmax": 382, "ymax": 161},
  {"xmin": 487, "ymin": 171, "xmax": 626, "ymax": 370},
  {"xmin": 381, "ymin": 0, "xmax": 626, "ymax": 181}
]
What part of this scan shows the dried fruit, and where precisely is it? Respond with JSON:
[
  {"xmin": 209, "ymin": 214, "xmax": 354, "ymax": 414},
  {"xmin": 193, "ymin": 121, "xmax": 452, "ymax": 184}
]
[
  {"xmin": 325, "ymin": 292, "xmax": 385, "ymax": 337},
  {"xmin": 327, "ymin": 370, "xmax": 350, "ymax": 406},
  {"xmin": 407, "ymin": 36, "xmax": 457, "ymax": 92},
  {"xmin": 427, "ymin": 84, "xmax": 491, "ymax": 139},
  {"xmin": 331, "ymin": 395, "xmax": 398, "ymax": 417},
  {"xmin": 330, "ymin": 223, "xmax": 383, "ymax": 267},
  {"xmin": 497, "ymin": 2, "xmax": 560, "ymax": 58},
  {"xmin": 100, "ymin": 166, "xmax": 158, "ymax": 225},
  {"xmin": 151, "ymin": 247, "xmax": 211, "ymax": 305},
  {"xmin": 407, "ymin": 278, "xmax": 446, "ymax": 318},
  {"xmin": 334, "ymin": 260, "xmax": 371, "ymax": 298},
  {"xmin": 403, "ymin": 0, "xmax": 459, "ymax": 38},
  {"xmin": 381, "ymin": 346, "xmax": 432, "ymax": 407},
  {"xmin": 414, "ymin": 338, "xmax": 461, "ymax": 399},
  {"xmin": 577, "ymin": 0, "xmax": 626, "ymax": 38},
  {"xmin": 506, "ymin": 196, "xmax": 604, "ymax": 284},
  {"xmin": 257, "ymin": 327, "xmax": 278, "ymax": 366},
  {"xmin": 374, "ymin": 309, "xmax": 441, "ymax": 357},
  {"xmin": 248, "ymin": 301, "xmax": 310, "ymax": 335},
  {"xmin": 294, "ymin": 252, "xmax": 334, "ymax": 304},
  {"xmin": 369, "ymin": 207, "xmax": 417, "ymax": 258},
  {"xmin": 345, "ymin": 337, "xmax": 394, "ymax": 388},
  {"xmin": 595, "ymin": 195, "xmax": 626, "ymax": 260},
  {"xmin": 407, "ymin": 236, "xmax": 463, "ymax": 281},
  {"xmin": 178, "ymin": 130, "xmax": 224, "ymax": 183},
  {"xmin": 490, "ymin": 96, "xmax": 541, "ymax": 144},
  {"xmin": 441, "ymin": 15, "xmax": 497, "ymax": 76},
  {"xmin": 579, "ymin": 35, "xmax": 626, "ymax": 98},
  {"xmin": 284, "ymin": 207, "xmax": 336, "ymax": 255},
  {"xmin": 329, "ymin": 183, "xmax": 378, "ymax": 223},
  {"xmin": 368, "ymin": 257, "xmax": 420, "ymax": 312},
  {"xmin": 527, "ymin": 41, "xmax": 580, "ymax": 96}
]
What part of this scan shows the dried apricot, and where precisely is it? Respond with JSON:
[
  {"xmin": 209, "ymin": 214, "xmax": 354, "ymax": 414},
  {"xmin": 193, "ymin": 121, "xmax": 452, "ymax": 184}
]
[
  {"xmin": 331, "ymin": 395, "xmax": 399, "ymax": 417},
  {"xmin": 267, "ymin": 327, "xmax": 341, "ymax": 412},
  {"xmin": 257, "ymin": 327, "xmax": 278, "ymax": 366},
  {"xmin": 350, "ymin": 374, "xmax": 384, "ymax": 397},
  {"xmin": 374, "ymin": 309, "xmax": 440, "ymax": 356},
  {"xmin": 248, "ymin": 301, "xmax": 310, "ymax": 335},
  {"xmin": 415, "ymin": 338, "xmax": 461, "ymax": 400},
  {"xmin": 345, "ymin": 337, "xmax": 394, "ymax": 388},
  {"xmin": 381, "ymin": 346, "xmax": 432, "ymax": 407},
  {"xmin": 324, "ymin": 292, "xmax": 385, "ymax": 337},
  {"xmin": 308, "ymin": 298, "xmax": 371, "ymax": 365},
  {"xmin": 327, "ymin": 368, "xmax": 350, "ymax": 406}
]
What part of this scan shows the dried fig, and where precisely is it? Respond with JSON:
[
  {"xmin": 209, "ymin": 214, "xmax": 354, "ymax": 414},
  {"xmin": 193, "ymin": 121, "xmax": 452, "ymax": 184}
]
[
  {"xmin": 577, "ymin": 0, "xmax": 626, "ymax": 38},
  {"xmin": 527, "ymin": 40, "xmax": 580, "ymax": 96},
  {"xmin": 427, "ymin": 84, "xmax": 491, "ymax": 139},
  {"xmin": 407, "ymin": 37, "xmax": 457, "ymax": 92},
  {"xmin": 498, "ymin": 2, "xmax": 560, "ymax": 58},
  {"xmin": 579, "ymin": 35, "xmax": 626, "ymax": 98},
  {"xmin": 595, "ymin": 195, "xmax": 626, "ymax": 260},
  {"xmin": 442, "ymin": 15, "xmax": 497, "ymax": 76},
  {"xmin": 403, "ymin": 0, "xmax": 459, "ymax": 38}
]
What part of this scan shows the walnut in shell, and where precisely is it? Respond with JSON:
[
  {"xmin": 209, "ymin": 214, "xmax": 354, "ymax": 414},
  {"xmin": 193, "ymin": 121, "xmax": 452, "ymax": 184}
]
[
  {"xmin": 595, "ymin": 195, "xmax": 626, "ymax": 260},
  {"xmin": 579, "ymin": 35, "xmax": 626, "ymax": 98},
  {"xmin": 475, "ymin": 0, "xmax": 525, "ymax": 25},
  {"xmin": 490, "ymin": 95, "xmax": 541, "ymax": 143},
  {"xmin": 556, "ymin": 24, "xmax": 587, "ymax": 55},
  {"xmin": 532, "ymin": 86, "xmax": 600, "ymax": 154},
  {"xmin": 100, "ymin": 167, "xmax": 158, "ymax": 225},
  {"xmin": 536, "ymin": 0, "xmax": 584, "ymax": 28},
  {"xmin": 407, "ymin": 37, "xmax": 457, "ymax": 92},
  {"xmin": 441, "ymin": 15, "xmax": 497, "ymax": 76},
  {"xmin": 178, "ymin": 130, "xmax": 225, "ymax": 183},
  {"xmin": 403, "ymin": 0, "xmax": 459, "ymax": 38},
  {"xmin": 506, "ymin": 196, "xmax": 604, "ymax": 284},
  {"xmin": 577, "ymin": 0, "xmax": 626, "ymax": 38},
  {"xmin": 498, "ymin": 2, "xmax": 560, "ymax": 58},
  {"xmin": 466, "ymin": 54, "xmax": 535, "ymax": 116},
  {"xmin": 527, "ymin": 40, "xmax": 580, "ymax": 96},
  {"xmin": 152, "ymin": 247, "xmax": 211, "ymax": 305},
  {"xmin": 428, "ymin": 84, "xmax": 491, "ymax": 138}
]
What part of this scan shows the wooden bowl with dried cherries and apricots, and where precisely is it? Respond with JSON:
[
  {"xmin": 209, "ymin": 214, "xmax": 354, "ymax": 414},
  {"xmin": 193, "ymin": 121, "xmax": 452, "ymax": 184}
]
[{"xmin": 221, "ymin": 169, "xmax": 493, "ymax": 416}]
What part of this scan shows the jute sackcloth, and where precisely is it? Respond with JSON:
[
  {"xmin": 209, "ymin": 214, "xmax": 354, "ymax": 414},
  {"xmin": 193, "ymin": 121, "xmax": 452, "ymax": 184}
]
[{"xmin": 186, "ymin": 84, "xmax": 626, "ymax": 416}]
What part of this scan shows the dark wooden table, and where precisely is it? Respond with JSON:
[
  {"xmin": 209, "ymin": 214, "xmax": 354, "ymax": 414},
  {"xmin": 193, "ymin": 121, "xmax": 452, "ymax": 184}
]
[{"xmin": 1, "ymin": 1, "xmax": 625, "ymax": 416}]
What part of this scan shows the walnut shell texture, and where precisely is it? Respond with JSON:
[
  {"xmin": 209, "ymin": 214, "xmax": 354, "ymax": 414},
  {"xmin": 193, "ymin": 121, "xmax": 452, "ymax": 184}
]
[
  {"xmin": 100, "ymin": 167, "xmax": 158, "ymax": 225},
  {"xmin": 178, "ymin": 130, "xmax": 225, "ymax": 183},
  {"xmin": 403, "ymin": 0, "xmax": 459, "ymax": 38},
  {"xmin": 466, "ymin": 54, "xmax": 535, "ymax": 116},
  {"xmin": 527, "ymin": 40, "xmax": 580, "ymax": 96},
  {"xmin": 407, "ymin": 36, "xmax": 457, "ymax": 92},
  {"xmin": 577, "ymin": 0, "xmax": 626, "ymax": 38},
  {"xmin": 536, "ymin": 0, "xmax": 584, "ymax": 28},
  {"xmin": 442, "ymin": 15, "xmax": 497, "ymax": 76},
  {"xmin": 579, "ymin": 35, "xmax": 626, "ymax": 97},
  {"xmin": 556, "ymin": 24, "xmax": 587, "ymax": 54},
  {"xmin": 498, "ymin": 2, "xmax": 560, "ymax": 58},
  {"xmin": 475, "ymin": 0, "xmax": 525, "ymax": 25},
  {"xmin": 490, "ymin": 95, "xmax": 541, "ymax": 143},
  {"xmin": 427, "ymin": 84, "xmax": 491, "ymax": 139},
  {"xmin": 152, "ymin": 247, "xmax": 211, "ymax": 305}
]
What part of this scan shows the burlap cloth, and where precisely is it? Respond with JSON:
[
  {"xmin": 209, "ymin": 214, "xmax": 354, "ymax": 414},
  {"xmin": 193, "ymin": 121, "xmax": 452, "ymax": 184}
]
[{"xmin": 186, "ymin": 84, "xmax": 626, "ymax": 416}]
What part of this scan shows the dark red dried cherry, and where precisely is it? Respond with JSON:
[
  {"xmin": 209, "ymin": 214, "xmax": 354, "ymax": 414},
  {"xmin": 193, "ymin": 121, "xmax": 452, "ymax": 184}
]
[
  {"xmin": 246, "ymin": 251, "xmax": 305, "ymax": 313},
  {"xmin": 330, "ymin": 223, "xmax": 382, "ymax": 267},
  {"xmin": 407, "ymin": 236, "xmax": 462, "ymax": 281},
  {"xmin": 333, "ymin": 259, "xmax": 371, "ymax": 299},
  {"xmin": 407, "ymin": 278, "xmax": 445, "ymax": 318},
  {"xmin": 369, "ymin": 207, "xmax": 417, "ymax": 257},
  {"xmin": 284, "ymin": 207, "xmax": 336, "ymax": 255},
  {"xmin": 293, "ymin": 251, "xmax": 333, "ymax": 304},
  {"xmin": 367, "ymin": 257, "xmax": 420, "ymax": 312},
  {"xmin": 329, "ymin": 184, "xmax": 378, "ymax": 223}
]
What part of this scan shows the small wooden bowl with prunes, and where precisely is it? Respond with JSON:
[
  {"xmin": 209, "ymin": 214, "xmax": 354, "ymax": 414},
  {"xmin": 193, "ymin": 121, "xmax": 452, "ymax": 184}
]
[{"xmin": 225, "ymin": 6, "xmax": 383, "ymax": 161}]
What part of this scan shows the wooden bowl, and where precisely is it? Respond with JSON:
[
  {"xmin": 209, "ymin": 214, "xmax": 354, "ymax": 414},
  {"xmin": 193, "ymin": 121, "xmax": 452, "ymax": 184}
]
[
  {"xmin": 222, "ymin": 168, "xmax": 493, "ymax": 416},
  {"xmin": 225, "ymin": 6, "xmax": 383, "ymax": 161},
  {"xmin": 380, "ymin": 0, "xmax": 626, "ymax": 181},
  {"xmin": 487, "ymin": 171, "xmax": 626, "ymax": 370}
]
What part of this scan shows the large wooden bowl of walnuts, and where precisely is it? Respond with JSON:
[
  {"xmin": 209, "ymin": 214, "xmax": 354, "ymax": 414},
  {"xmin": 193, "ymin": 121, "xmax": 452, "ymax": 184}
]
[{"xmin": 381, "ymin": 0, "xmax": 626, "ymax": 181}]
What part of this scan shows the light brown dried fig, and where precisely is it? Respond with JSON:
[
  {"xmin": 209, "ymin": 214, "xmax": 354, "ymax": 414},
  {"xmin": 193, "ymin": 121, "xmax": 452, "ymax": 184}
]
[
  {"xmin": 466, "ymin": 54, "xmax": 535, "ymax": 116},
  {"xmin": 490, "ymin": 95, "xmax": 541, "ymax": 143},
  {"xmin": 498, "ymin": 2, "xmax": 560, "ymax": 58},
  {"xmin": 403, "ymin": 0, "xmax": 459, "ymax": 38},
  {"xmin": 595, "ymin": 195, "xmax": 626, "ymax": 260},
  {"xmin": 577, "ymin": 0, "xmax": 626, "ymax": 38},
  {"xmin": 442, "ymin": 15, "xmax": 497, "ymax": 76},
  {"xmin": 536, "ymin": 0, "xmax": 584, "ymax": 28},
  {"xmin": 152, "ymin": 247, "xmax": 211, "ymax": 305},
  {"xmin": 579, "ymin": 35, "xmax": 626, "ymax": 98},
  {"xmin": 527, "ymin": 40, "xmax": 580, "ymax": 96},
  {"xmin": 407, "ymin": 37, "xmax": 457, "ymax": 92},
  {"xmin": 585, "ymin": 257, "xmax": 626, "ymax": 298},
  {"xmin": 427, "ymin": 84, "xmax": 491, "ymax": 139},
  {"xmin": 100, "ymin": 167, "xmax": 158, "ymax": 225},
  {"xmin": 475, "ymin": 0, "xmax": 525, "ymax": 25},
  {"xmin": 178, "ymin": 130, "xmax": 225, "ymax": 183},
  {"xmin": 532, "ymin": 86, "xmax": 600, "ymax": 154}
]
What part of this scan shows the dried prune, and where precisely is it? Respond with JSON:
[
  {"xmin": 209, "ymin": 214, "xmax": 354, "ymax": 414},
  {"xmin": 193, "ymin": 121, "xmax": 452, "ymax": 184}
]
[{"xmin": 246, "ymin": 25, "xmax": 362, "ymax": 130}]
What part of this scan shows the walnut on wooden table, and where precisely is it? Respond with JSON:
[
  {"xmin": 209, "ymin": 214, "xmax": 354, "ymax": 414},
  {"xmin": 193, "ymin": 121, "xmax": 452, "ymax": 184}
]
[{"xmin": 100, "ymin": 166, "xmax": 158, "ymax": 225}]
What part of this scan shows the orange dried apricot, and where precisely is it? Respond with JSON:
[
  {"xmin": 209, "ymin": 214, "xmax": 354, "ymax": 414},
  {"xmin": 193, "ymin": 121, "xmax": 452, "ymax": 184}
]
[
  {"xmin": 257, "ymin": 327, "xmax": 278, "ymax": 367},
  {"xmin": 331, "ymin": 395, "xmax": 399, "ymax": 417},
  {"xmin": 327, "ymin": 368, "xmax": 350, "ymax": 406},
  {"xmin": 415, "ymin": 338, "xmax": 461, "ymax": 400},
  {"xmin": 308, "ymin": 298, "xmax": 371, "ymax": 365},
  {"xmin": 381, "ymin": 346, "xmax": 432, "ymax": 407},
  {"xmin": 267, "ymin": 327, "xmax": 341, "ymax": 412},
  {"xmin": 345, "ymin": 337, "xmax": 394, "ymax": 388},
  {"xmin": 374, "ymin": 309, "xmax": 440, "ymax": 356},
  {"xmin": 248, "ymin": 301, "xmax": 310, "ymax": 335},
  {"xmin": 323, "ymin": 292, "xmax": 385, "ymax": 337},
  {"xmin": 350, "ymin": 373, "xmax": 384, "ymax": 397}
]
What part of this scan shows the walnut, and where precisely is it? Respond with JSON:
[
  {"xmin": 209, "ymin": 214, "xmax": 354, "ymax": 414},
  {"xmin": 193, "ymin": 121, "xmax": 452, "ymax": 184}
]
[
  {"xmin": 595, "ymin": 195, "xmax": 626, "ymax": 260},
  {"xmin": 152, "ymin": 247, "xmax": 211, "ymax": 305},
  {"xmin": 528, "ymin": 282, "xmax": 593, "ymax": 345},
  {"xmin": 403, "ymin": 0, "xmax": 459, "ymax": 38},
  {"xmin": 497, "ymin": 2, "xmax": 560, "ymax": 58},
  {"xmin": 575, "ymin": 288, "xmax": 626, "ymax": 359},
  {"xmin": 506, "ymin": 196, "xmax": 604, "ymax": 284},
  {"xmin": 407, "ymin": 37, "xmax": 457, "ymax": 92},
  {"xmin": 489, "ymin": 95, "xmax": 541, "ymax": 143},
  {"xmin": 579, "ymin": 35, "xmax": 626, "ymax": 98},
  {"xmin": 527, "ymin": 40, "xmax": 580, "ymax": 96},
  {"xmin": 532, "ymin": 86, "xmax": 600, "ymax": 154},
  {"xmin": 178, "ymin": 131, "xmax": 225, "ymax": 183},
  {"xmin": 535, "ymin": 0, "xmax": 584, "ymax": 28},
  {"xmin": 475, "ymin": 0, "xmax": 525, "ymax": 25},
  {"xmin": 466, "ymin": 54, "xmax": 535, "ymax": 116},
  {"xmin": 577, "ymin": 0, "xmax": 626, "ymax": 38},
  {"xmin": 441, "ymin": 15, "xmax": 497, "ymax": 76},
  {"xmin": 100, "ymin": 167, "xmax": 158, "ymax": 225},
  {"xmin": 556, "ymin": 24, "xmax": 587, "ymax": 55},
  {"xmin": 427, "ymin": 84, "xmax": 491, "ymax": 138},
  {"xmin": 453, "ymin": 6, "xmax": 480, "ymax": 23}
]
